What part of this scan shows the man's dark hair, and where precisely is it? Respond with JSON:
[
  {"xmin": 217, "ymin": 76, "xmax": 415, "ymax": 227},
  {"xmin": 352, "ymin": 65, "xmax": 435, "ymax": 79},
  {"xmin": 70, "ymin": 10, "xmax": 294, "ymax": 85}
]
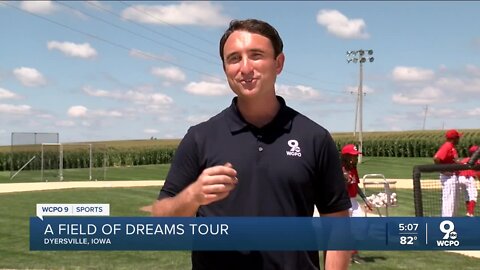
[{"xmin": 219, "ymin": 19, "xmax": 283, "ymax": 64}]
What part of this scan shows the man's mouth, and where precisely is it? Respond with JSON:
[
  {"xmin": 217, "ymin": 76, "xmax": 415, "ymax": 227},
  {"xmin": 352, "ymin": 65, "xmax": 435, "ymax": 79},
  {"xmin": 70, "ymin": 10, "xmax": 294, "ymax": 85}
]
[{"xmin": 240, "ymin": 78, "xmax": 256, "ymax": 83}]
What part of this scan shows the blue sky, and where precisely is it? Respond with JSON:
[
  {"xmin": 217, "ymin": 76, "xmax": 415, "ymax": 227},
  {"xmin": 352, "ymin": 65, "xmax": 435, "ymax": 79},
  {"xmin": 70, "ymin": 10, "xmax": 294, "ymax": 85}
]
[{"xmin": 0, "ymin": 1, "xmax": 479, "ymax": 145}]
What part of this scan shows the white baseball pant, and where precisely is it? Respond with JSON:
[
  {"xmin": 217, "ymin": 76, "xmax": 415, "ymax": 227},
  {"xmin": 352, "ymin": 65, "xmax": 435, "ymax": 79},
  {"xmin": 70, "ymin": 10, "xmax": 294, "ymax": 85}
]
[
  {"xmin": 440, "ymin": 173, "xmax": 459, "ymax": 217},
  {"xmin": 349, "ymin": 198, "xmax": 365, "ymax": 217},
  {"xmin": 458, "ymin": 175, "xmax": 478, "ymax": 202}
]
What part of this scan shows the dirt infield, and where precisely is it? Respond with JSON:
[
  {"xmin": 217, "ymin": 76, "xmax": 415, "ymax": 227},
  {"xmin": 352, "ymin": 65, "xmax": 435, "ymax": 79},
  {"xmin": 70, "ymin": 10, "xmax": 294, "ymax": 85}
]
[
  {"xmin": 0, "ymin": 178, "xmax": 426, "ymax": 194},
  {"xmin": 0, "ymin": 180, "xmax": 165, "ymax": 193}
]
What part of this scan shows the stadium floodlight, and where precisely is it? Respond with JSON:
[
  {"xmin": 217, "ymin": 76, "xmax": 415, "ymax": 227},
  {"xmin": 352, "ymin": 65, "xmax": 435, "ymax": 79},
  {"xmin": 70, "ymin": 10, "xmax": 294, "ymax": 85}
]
[{"xmin": 346, "ymin": 49, "xmax": 375, "ymax": 163}]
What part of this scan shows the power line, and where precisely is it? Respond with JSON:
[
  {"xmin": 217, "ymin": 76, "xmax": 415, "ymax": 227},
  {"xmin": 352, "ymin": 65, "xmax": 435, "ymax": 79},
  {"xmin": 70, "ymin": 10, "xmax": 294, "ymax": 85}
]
[
  {"xmin": 114, "ymin": 1, "xmax": 351, "ymax": 92},
  {"xmin": 117, "ymin": 0, "xmax": 216, "ymax": 46},
  {"xmin": 3, "ymin": 1, "xmax": 221, "ymax": 79},
  {"xmin": 1, "ymin": 1, "xmax": 353, "ymax": 98},
  {"xmin": 59, "ymin": 1, "xmax": 219, "ymax": 65}
]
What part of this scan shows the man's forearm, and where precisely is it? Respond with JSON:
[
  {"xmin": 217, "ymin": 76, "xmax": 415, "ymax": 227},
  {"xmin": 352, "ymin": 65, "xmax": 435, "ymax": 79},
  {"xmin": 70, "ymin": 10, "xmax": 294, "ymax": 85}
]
[
  {"xmin": 151, "ymin": 189, "xmax": 200, "ymax": 217},
  {"xmin": 324, "ymin": 250, "xmax": 350, "ymax": 270}
]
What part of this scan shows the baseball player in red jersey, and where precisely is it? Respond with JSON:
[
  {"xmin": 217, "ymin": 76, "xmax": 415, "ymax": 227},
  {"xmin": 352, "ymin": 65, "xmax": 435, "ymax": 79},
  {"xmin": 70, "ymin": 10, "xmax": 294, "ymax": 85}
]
[
  {"xmin": 341, "ymin": 144, "xmax": 372, "ymax": 264},
  {"xmin": 433, "ymin": 129, "xmax": 461, "ymax": 217},
  {"xmin": 458, "ymin": 145, "xmax": 479, "ymax": 217}
]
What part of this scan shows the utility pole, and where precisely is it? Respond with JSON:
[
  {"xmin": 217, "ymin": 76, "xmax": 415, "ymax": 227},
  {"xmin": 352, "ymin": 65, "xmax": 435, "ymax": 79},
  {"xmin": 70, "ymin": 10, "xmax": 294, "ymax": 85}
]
[
  {"xmin": 347, "ymin": 49, "xmax": 374, "ymax": 164},
  {"xmin": 352, "ymin": 90, "xmax": 359, "ymax": 137},
  {"xmin": 422, "ymin": 105, "xmax": 428, "ymax": 130}
]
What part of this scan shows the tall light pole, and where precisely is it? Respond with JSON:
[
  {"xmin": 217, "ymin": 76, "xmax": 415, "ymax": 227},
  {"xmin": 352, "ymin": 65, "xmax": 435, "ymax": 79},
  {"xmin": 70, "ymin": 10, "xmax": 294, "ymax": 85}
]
[
  {"xmin": 422, "ymin": 105, "xmax": 428, "ymax": 130},
  {"xmin": 347, "ymin": 49, "xmax": 374, "ymax": 163}
]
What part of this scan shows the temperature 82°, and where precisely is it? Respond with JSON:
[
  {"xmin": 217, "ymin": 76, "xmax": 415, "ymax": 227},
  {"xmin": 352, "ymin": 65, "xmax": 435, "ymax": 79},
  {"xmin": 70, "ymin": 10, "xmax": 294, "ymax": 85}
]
[{"xmin": 400, "ymin": 236, "xmax": 418, "ymax": 245}]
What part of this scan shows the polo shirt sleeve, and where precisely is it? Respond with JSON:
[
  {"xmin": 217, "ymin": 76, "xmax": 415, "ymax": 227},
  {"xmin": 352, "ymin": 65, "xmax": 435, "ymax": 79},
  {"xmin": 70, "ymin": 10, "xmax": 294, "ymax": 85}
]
[
  {"xmin": 158, "ymin": 127, "xmax": 202, "ymax": 200},
  {"xmin": 315, "ymin": 132, "xmax": 351, "ymax": 214}
]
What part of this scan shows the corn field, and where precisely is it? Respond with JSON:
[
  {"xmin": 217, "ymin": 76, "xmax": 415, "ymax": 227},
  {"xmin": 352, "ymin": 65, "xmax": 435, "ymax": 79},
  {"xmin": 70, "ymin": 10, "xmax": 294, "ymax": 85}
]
[
  {"xmin": 1, "ymin": 130, "xmax": 479, "ymax": 172},
  {"xmin": 333, "ymin": 129, "xmax": 480, "ymax": 158}
]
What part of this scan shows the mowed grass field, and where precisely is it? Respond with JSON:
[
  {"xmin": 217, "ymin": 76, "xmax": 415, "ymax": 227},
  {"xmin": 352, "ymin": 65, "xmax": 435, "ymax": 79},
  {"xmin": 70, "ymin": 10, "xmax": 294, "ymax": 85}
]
[
  {"xmin": 1, "ymin": 156, "xmax": 479, "ymax": 269},
  {"xmin": 0, "ymin": 157, "xmax": 433, "ymax": 183},
  {"xmin": 0, "ymin": 187, "xmax": 191, "ymax": 270},
  {"xmin": 1, "ymin": 187, "xmax": 479, "ymax": 269}
]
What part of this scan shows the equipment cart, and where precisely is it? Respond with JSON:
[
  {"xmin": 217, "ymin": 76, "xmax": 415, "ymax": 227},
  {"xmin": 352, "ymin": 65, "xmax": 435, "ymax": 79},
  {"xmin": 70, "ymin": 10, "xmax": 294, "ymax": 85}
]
[{"xmin": 361, "ymin": 174, "xmax": 397, "ymax": 217}]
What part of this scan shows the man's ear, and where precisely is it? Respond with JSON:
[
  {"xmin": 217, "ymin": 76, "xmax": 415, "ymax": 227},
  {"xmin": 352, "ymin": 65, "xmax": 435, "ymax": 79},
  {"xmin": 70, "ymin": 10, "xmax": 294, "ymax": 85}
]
[{"xmin": 275, "ymin": 53, "xmax": 285, "ymax": 74}]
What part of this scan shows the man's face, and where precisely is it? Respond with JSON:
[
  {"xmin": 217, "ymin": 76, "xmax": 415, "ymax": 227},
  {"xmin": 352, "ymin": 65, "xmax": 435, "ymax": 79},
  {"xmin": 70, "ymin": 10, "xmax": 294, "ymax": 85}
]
[
  {"xmin": 344, "ymin": 154, "xmax": 358, "ymax": 167},
  {"xmin": 449, "ymin": 137, "xmax": 460, "ymax": 145},
  {"xmin": 222, "ymin": 30, "xmax": 284, "ymax": 98}
]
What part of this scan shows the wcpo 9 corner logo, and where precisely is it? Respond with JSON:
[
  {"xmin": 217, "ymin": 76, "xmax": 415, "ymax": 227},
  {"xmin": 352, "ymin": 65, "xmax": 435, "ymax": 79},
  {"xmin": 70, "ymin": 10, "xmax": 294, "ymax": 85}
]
[{"xmin": 436, "ymin": 220, "xmax": 459, "ymax": 247}]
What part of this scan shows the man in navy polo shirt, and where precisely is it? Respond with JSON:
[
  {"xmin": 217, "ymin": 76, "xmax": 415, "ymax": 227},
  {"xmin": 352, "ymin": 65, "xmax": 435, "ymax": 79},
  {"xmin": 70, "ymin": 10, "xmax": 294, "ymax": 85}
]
[{"xmin": 152, "ymin": 19, "xmax": 351, "ymax": 270}]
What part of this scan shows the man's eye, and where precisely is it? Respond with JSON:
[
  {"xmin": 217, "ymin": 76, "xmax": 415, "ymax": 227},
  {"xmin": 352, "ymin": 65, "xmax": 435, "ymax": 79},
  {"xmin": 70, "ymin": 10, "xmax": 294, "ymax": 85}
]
[
  {"xmin": 251, "ymin": 53, "xmax": 263, "ymax": 60},
  {"xmin": 227, "ymin": 55, "xmax": 240, "ymax": 63}
]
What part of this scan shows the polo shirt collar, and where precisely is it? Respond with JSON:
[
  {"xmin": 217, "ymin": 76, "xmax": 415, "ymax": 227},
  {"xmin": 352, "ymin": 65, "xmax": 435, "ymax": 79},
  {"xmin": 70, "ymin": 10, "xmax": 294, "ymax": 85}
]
[{"xmin": 226, "ymin": 96, "xmax": 293, "ymax": 134}]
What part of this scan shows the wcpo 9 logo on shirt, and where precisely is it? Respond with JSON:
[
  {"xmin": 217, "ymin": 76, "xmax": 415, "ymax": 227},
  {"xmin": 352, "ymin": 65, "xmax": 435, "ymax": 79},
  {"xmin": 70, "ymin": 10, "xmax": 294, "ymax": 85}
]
[
  {"xmin": 286, "ymin": 139, "xmax": 302, "ymax": 157},
  {"xmin": 436, "ymin": 220, "xmax": 460, "ymax": 247}
]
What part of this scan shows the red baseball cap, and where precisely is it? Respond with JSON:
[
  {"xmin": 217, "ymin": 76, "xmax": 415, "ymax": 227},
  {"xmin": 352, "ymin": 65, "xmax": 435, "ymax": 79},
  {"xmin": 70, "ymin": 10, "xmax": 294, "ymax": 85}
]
[
  {"xmin": 445, "ymin": 129, "xmax": 462, "ymax": 139},
  {"xmin": 341, "ymin": 144, "xmax": 361, "ymax": 156},
  {"xmin": 469, "ymin": 145, "xmax": 479, "ymax": 154}
]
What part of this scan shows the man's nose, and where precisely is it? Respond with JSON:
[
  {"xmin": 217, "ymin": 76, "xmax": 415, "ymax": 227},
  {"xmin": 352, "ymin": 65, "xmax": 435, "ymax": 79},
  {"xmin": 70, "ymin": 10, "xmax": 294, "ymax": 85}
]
[{"xmin": 240, "ymin": 57, "xmax": 254, "ymax": 74}]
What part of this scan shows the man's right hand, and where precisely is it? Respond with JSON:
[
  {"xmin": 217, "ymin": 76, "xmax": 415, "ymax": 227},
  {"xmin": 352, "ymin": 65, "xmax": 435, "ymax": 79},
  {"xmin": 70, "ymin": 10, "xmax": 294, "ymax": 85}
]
[
  {"xmin": 188, "ymin": 162, "xmax": 239, "ymax": 207},
  {"xmin": 152, "ymin": 162, "xmax": 238, "ymax": 217}
]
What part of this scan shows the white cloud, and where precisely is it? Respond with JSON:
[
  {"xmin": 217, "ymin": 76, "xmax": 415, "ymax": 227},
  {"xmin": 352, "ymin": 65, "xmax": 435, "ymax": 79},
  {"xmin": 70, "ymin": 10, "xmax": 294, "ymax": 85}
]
[
  {"xmin": 47, "ymin": 41, "xmax": 97, "ymax": 59},
  {"xmin": 83, "ymin": 86, "xmax": 174, "ymax": 106},
  {"xmin": 392, "ymin": 86, "xmax": 445, "ymax": 105},
  {"xmin": 467, "ymin": 108, "xmax": 480, "ymax": 116},
  {"xmin": 151, "ymin": 67, "xmax": 186, "ymax": 82},
  {"xmin": 276, "ymin": 84, "xmax": 322, "ymax": 100},
  {"xmin": 83, "ymin": 86, "xmax": 113, "ymax": 97},
  {"xmin": 126, "ymin": 91, "xmax": 174, "ymax": 105},
  {"xmin": 0, "ymin": 87, "xmax": 19, "ymax": 99},
  {"xmin": 92, "ymin": 110, "xmax": 123, "ymax": 117},
  {"xmin": 13, "ymin": 67, "xmax": 47, "ymax": 87},
  {"xmin": 316, "ymin": 9, "xmax": 369, "ymax": 39},
  {"xmin": 68, "ymin": 105, "xmax": 88, "ymax": 117},
  {"xmin": 185, "ymin": 81, "xmax": 229, "ymax": 96},
  {"xmin": 465, "ymin": 64, "xmax": 480, "ymax": 77},
  {"xmin": 67, "ymin": 104, "xmax": 123, "ymax": 119},
  {"xmin": 20, "ymin": 0, "xmax": 58, "ymax": 15},
  {"xmin": 121, "ymin": 2, "xmax": 230, "ymax": 26},
  {"xmin": 0, "ymin": 103, "xmax": 31, "ymax": 114},
  {"xmin": 435, "ymin": 77, "xmax": 480, "ymax": 93},
  {"xmin": 144, "ymin": 128, "xmax": 159, "ymax": 134},
  {"xmin": 392, "ymin": 66, "xmax": 435, "ymax": 82}
]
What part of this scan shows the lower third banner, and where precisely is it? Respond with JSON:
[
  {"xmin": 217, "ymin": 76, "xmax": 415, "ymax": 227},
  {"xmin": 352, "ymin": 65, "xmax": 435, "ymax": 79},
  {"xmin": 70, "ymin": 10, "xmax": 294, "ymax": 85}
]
[{"xmin": 30, "ymin": 217, "xmax": 480, "ymax": 250}]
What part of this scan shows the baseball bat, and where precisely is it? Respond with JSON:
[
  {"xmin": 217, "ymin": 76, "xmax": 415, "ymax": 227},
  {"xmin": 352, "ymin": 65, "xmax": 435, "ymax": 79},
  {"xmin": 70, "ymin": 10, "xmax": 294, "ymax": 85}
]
[
  {"xmin": 468, "ymin": 147, "xmax": 480, "ymax": 166},
  {"xmin": 356, "ymin": 186, "xmax": 381, "ymax": 216}
]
